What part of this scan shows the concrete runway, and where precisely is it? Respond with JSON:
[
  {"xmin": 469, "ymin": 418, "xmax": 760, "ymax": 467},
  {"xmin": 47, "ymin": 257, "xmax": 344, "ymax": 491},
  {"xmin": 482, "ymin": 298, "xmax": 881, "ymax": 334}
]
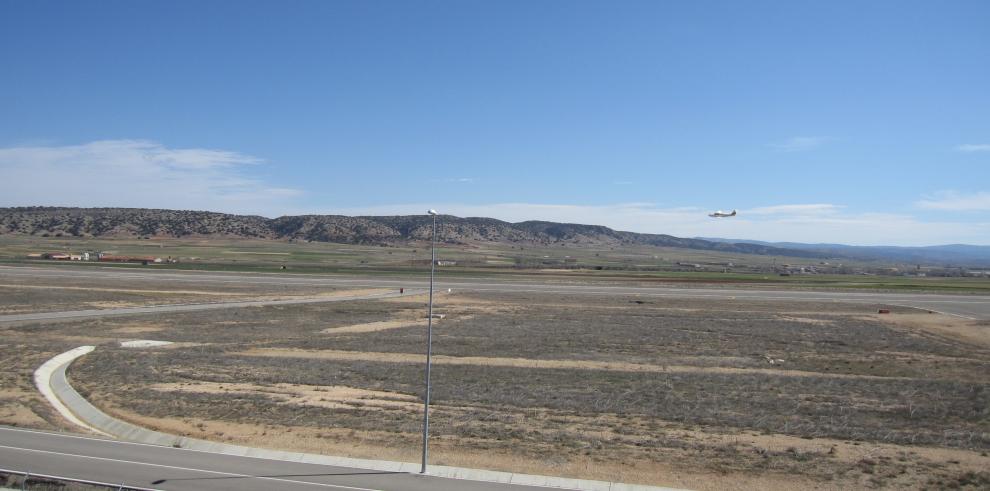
[
  {"xmin": 1, "ymin": 265, "xmax": 988, "ymax": 320},
  {"xmin": 0, "ymin": 427, "xmax": 584, "ymax": 491}
]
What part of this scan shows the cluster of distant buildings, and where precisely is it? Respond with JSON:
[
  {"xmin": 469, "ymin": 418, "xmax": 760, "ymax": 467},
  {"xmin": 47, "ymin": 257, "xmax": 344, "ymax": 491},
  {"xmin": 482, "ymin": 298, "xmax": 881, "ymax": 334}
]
[
  {"xmin": 26, "ymin": 252, "xmax": 174, "ymax": 265},
  {"xmin": 890, "ymin": 266, "xmax": 990, "ymax": 278}
]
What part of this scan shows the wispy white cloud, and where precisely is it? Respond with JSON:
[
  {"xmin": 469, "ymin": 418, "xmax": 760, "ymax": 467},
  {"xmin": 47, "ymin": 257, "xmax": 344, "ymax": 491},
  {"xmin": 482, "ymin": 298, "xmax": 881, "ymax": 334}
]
[
  {"xmin": 955, "ymin": 144, "xmax": 990, "ymax": 153},
  {"xmin": 917, "ymin": 191, "xmax": 990, "ymax": 211},
  {"xmin": 747, "ymin": 204, "xmax": 842, "ymax": 215},
  {"xmin": 0, "ymin": 140, "xmax": 302, "ymax": 216},
  {"xmin": 441, "ymin": 177, "xmax": 477, "ymax": 183},
  {"xmin": 768, "ymin": 136, "xmax": 830, "ymax": 152},
  {"xmin": 326, "ymin": 202, "xmax": 990, "ymax": 246},
  {"xmin": 3, "ymin": 141, "xmax": 986, "ymax": 245}
]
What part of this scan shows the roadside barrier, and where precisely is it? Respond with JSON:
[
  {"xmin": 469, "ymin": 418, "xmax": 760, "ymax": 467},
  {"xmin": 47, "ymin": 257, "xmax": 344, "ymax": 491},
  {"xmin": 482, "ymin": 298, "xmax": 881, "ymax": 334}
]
[{"xmin": 0, "ymin": 467, "xmax": 159, "ymax": 491}]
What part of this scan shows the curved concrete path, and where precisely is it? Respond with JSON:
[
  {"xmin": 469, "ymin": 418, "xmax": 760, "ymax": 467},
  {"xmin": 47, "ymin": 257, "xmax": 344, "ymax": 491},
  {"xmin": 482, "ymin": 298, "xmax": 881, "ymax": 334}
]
[
  {"xmin": 35, "ymin": 347, "xmax": 684, "ymax": 491},
  {"xmin": 33, "ymin": 345, "xmax": 110, "ymax": 437}
]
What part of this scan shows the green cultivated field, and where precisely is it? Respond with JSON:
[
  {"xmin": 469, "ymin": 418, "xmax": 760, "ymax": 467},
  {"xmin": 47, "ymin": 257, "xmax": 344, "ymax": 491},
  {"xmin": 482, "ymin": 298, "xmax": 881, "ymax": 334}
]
[{"xmin": 2, "ymin": 235, "xmax": 989, "ymax": 292}]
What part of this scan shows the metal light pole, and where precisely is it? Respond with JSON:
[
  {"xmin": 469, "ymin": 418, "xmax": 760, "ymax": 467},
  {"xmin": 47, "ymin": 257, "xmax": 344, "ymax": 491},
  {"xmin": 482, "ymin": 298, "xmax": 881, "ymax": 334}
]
[{"xmin": 421, "ymin": 209, "xmax": 438, "ymax": 474}]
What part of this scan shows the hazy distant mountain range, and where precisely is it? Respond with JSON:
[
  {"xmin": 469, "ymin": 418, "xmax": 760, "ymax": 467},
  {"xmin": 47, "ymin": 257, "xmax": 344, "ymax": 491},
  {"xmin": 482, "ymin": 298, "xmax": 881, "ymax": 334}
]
[
  {"xmin": 698, "ymin": 238, "xmax": 990, "ymax": 267},
  {"xmin": 2, "ymin": 207, "xmax": 988, "ymax": 266}
]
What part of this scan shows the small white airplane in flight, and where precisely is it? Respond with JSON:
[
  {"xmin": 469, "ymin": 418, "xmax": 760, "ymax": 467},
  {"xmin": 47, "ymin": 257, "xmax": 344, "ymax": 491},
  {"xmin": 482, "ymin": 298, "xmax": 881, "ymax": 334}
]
[{"xmin": 709, "ymin": 209, "xmax": 737, "ymax": 218}]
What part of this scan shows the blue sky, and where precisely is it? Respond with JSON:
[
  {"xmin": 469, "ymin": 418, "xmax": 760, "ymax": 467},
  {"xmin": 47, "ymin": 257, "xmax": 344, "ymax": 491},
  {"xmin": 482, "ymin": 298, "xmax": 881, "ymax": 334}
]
[{"xmin": 1, "ymin": 1, "xmax": 988, "ymax": 245}]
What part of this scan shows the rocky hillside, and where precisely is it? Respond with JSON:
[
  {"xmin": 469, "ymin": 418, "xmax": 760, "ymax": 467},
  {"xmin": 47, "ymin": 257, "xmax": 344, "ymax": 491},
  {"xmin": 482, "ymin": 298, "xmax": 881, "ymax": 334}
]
[
  {"xmin": 0, "ymin": 207, "xmax": 825, "ymax": 258},
  {"xmin": 0, "ymin": 207, "xmax": 273, "ymax": 239}
]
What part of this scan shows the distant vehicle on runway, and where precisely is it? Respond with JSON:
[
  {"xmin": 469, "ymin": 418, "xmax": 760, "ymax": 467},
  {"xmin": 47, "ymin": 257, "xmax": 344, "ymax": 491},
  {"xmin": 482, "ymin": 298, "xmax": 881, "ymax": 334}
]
[{"xmin": 709, "ymin": 209, "xmax": 737, "ymax": 218}]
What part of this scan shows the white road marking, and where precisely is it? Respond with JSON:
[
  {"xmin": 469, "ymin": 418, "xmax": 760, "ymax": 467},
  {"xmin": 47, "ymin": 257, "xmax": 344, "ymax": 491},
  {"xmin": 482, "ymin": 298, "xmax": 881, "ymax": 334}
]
[
  {"xmin": 0, "ymin": 428, "xmax": 602, "ymax": 491},
  {"xmin": 0, "ymin": 444, "xmax": 382, "ymax": 491},
  {"xmin": 0, "ymin": 427, "xmax": 378, "ymax": 470}
]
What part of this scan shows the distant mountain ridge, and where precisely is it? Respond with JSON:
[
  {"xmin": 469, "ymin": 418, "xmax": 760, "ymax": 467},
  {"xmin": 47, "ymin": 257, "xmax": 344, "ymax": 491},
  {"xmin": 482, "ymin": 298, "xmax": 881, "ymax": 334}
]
[
  {"xmin": 698, "ymin": 237, "xmax": 990, "ymax": 267},
  {"xmin": 0, "ymin": 206, "xmax": 826, "ymax": 259},
  {"xmin": 5, "ymin": 207, "xmax": 987, "ymax": 265}
]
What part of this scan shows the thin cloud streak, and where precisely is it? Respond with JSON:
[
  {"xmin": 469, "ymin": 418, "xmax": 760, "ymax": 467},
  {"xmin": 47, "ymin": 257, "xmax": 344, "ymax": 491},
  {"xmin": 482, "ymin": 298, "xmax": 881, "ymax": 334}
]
[
  {"xmin": 955, "ymin": 144, "xmax": 990, "ymax": 153},
  {"xmin": 0, "ymin": 140, "xmax": 302, "ymax": 216},
  {"xmin": 768, "ymin": 136, "xmax": 830, "ymax": 152},
  {"xmin": 747, "ymin": 204, "xmax": 842, "ymax": 215},
  {"xmin": 917, "ymin": 191, "xmax": 990, "ymax": 211}
]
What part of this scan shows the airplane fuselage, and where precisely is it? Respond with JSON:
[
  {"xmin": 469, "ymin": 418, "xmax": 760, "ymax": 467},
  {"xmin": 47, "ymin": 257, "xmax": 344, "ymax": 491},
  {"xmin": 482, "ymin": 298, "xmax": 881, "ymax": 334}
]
[{"xmin": 709, "ymin": 210, "xmax": 737, "ymax": 218}]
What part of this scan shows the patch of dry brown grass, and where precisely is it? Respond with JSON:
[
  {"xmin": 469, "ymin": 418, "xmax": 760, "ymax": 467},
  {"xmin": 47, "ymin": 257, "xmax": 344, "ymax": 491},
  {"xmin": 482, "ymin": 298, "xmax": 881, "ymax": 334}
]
[
  {"xmin": 873, "ymin": 312, "xmax": 990, "ymax": 349},
  {"xmin": 92, "ymin": 397, "xmax": 990, "ymax": 491}
]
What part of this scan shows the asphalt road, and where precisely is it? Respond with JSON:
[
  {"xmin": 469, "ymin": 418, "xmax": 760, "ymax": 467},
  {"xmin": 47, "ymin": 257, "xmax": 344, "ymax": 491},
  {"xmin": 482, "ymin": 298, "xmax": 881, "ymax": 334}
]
[
  {"xmin": 1, "ymin": 265, "xmax": 988, "ymax": 320},
  {"xmin": 0, "ymin": 427, "xmax": 570, "ymax": 491}
]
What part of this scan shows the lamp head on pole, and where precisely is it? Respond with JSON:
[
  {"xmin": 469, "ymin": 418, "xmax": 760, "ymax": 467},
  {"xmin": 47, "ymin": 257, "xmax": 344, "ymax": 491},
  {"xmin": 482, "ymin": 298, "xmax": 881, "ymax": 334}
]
[{"xmin": 427, "ymin": 209, "xmax": 438, "ymax": 216}]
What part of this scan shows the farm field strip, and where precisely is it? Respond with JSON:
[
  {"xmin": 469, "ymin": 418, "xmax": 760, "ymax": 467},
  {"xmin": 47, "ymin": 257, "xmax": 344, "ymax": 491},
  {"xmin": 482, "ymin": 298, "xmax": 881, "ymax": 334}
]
[{"xmin": 0, "ymin": 289, "xmax": 417, "ymax": 324}]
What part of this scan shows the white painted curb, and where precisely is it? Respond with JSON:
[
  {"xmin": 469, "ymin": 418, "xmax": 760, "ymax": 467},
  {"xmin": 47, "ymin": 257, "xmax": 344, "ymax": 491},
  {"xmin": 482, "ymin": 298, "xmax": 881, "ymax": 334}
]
[{"xmin": 38, "ymin": 347, "xmax": 688, "ymax": 491}]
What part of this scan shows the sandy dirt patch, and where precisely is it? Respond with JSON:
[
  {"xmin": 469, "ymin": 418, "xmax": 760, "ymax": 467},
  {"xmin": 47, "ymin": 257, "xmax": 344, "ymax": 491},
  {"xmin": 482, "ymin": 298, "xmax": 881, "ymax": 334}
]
[
  {"xmin": 383, "ymin": 292, "xmax": 502, "ymax": 307},
  {"xmin": 775, "ymin": 315, "xmax": 836, "ymax": 326},
  {"xmin": 0, "ymin": 304, "xmax": 34, "ymax": 313},
  {"xmin": 321, "ymin": 314, "xmax": 477, "ymax": 334},
  {"xmin": 235, "ymin": 288, "xmax": 395, "ymax": 303},
  {"xmin": 309, "ymin": 288, "xmax": 390, "ymax": 299},
  {"xmin": 221, "ymin": 251, "xmax": 290, "ymax": 255},
  {"xmin": 0, "ymin": 284, "xmax": 244, "ymax": 296},
  {"xmin": 86, "ymin": 301, "xmax": 154, "ymax": 309},
  {"xmin": 238, "ymin": 349, "xmax": 920, "ymax": 381},
  {"xmin": 321, "ymin": 319, "xmax": 427, "ymax": 334},
  {"xmin": 78, "ymin": 289, "xmax": 389, "ymax": 309},
  {"xmin": 110, "ymin": 324, "xmax": 166, "ymax": 334},
  {"xmin": 120, "ymin": 340, "xmax": 173, "ymax": 348},
  {"xmin": 148, "ymin": 381, "xmax": 421, "ymax": 411}
]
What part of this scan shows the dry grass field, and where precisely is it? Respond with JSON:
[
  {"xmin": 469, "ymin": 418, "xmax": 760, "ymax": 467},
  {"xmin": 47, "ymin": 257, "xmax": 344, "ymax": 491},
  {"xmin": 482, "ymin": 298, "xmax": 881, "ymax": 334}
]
[
  {"xmin": 2, "ymin": 285, "xmax": 988, "ymax": 489},
  {"xmin": 0, "ymin": 273, "xmax": 346, "ymax": 314}
]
